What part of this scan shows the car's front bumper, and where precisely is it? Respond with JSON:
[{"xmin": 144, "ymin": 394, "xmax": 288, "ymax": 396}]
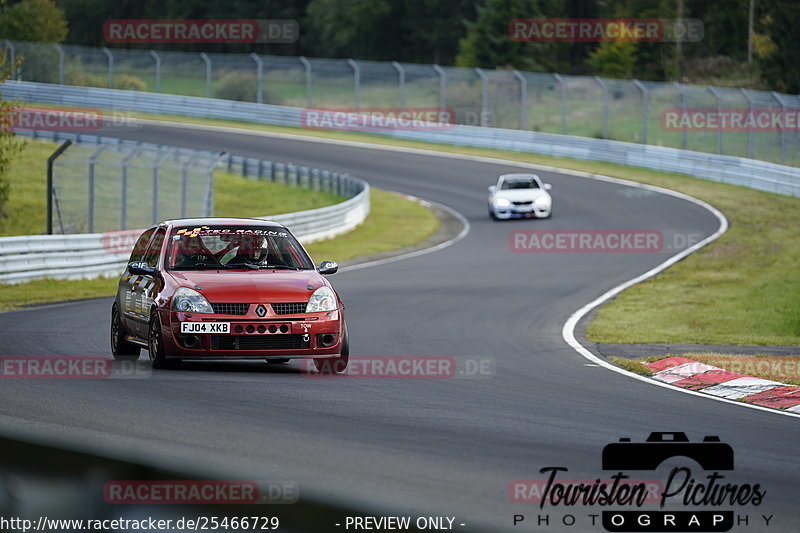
[
  {"xmin": 161, "ymin": 309, "xmax": 344, "ymax": 359},
  {"xmin": 493, "ymin": 205, "xmax": 550, "ymax": 219}
]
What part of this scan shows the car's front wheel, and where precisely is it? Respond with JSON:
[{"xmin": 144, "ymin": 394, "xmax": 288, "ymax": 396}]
[
  {"xmin": 148, "ymin": 311, "xmax": 176, "ymax": 369},
  {"xmin": 111, "ymin": 302, "xmax": 140, "ymax": 360},
  {"xmin": 313, "ymin": 324, "xmax": 350, "ymax": 374}
]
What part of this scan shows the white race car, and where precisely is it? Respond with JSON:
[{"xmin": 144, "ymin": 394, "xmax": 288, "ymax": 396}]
[{"xmin": 488, "ymin": 173, "xmax": 552, "ymax": 220}]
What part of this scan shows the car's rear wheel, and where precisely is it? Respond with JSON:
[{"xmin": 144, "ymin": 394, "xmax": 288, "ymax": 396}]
[
  {"xmin": 314, "ymin": 324, "xmax": 349, "ymax": 374},
  {"xmin": 111, "ymin": 302, "xmax": 140, "ymax": 360},
  {"xmin": 148, "ymin": 311, "xmax": 177, "ymax": 369}
]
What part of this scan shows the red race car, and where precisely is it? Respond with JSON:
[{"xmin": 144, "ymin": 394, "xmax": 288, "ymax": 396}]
[{"xmin": 110, "ymin": 218, "xmax": 348, "ymax": 373}]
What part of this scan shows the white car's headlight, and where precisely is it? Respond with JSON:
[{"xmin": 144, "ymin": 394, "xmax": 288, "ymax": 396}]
[
  {"xmin": 306, "ymin": 286, "xmax": 337, "ymax": 313},
  {"xmin": 534, "ymin": 196, "xmax": 550, "ymax": 206},
  {"xmin": 495, "ymin": 198, "xmax": 511, "ymax": 207},
  {"xmin": 172, "ymin": 287, "xmax": 214, "ymax": 313}
]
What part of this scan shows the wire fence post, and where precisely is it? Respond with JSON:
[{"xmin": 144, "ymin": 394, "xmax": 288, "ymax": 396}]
[
  {"xmin": 772, "ymin": 91, "xmax": 788, "ymax": 163},
  {"xmin": 298, "ymin": 56, "xmax": 312, "ymax": 107},
  {"xmin": 200, "ymin": 52, "xmax": 212, "ymax": 98},
  {"xmin": 595, "ymin": 76, "xmax": 608, "ymax": 139},
  {"xmin": 102, "ymin": 47, "xmax": 114, "ymax": 88},
  {"xmin": 46, "ymin": 140, "xmax": 72, "ymax": 234},
  {"xmin": 707, "ymin": 86, "xmax": 723, "ymax": 154},
  {"xmin": 52, "ymin": 44, "xmax": 64, "ymax": 85},
  {"xmin": 392, "ymin": 61, "xmax": 405, "ymax": 107},
  {"xmin": 149, "ymin": 50, "xmax": 161, "ymax": 93},
  {"xmin": 3, "ymin": 40, "xmax": 16, "ymax": 80},
  {"xmin": 674, "ymin": 82, "xmax": 688, "ymax": 150},
  {"xmin": 513, "ymin": 69, "xmax": 527, "ymax": 130},
  {"xmin": 741, "ymin": 88, "xmax": 755, "ymax": 158},
  {"xmin": 553, "ymin": 73, "xmax": 567, "ymax": 134},
  {"xmin": 474, "ymin": 68, "xmax": 489, "ymax": 127},
  {"xmin": 433, "ymin": 64, "xmax": 446, "ymax": 109},
  {"xmin": 88, "ymin": 145, "xmax": 109, "ymax": 233},
  {"xmin": 250, "ymin": 53, "xmax": 264, "ymax": 104},
  {"xmin": 120, "ymin": 148, "xmax": 140, "ymax": 230},
  {"xmin": 634, "ymin": 80, "xmax": 649, "ymax": 144},
  {"xmin": 347, "ymin": 59, "xmax": 360, "ymax": 110}
]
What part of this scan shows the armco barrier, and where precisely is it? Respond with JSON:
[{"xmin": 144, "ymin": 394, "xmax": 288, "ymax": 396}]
[
  {"xmin": 3, "ymin": 80, "xmax": 800, "ymax": 197},
  {"xmin": 0, "ymin": 132, "xmax": 369, "ymax": 284}
]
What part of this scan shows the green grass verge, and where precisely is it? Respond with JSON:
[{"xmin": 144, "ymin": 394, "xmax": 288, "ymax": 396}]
[
  {"xmin": 608, "ymin": 356, "xmax": 656, "ymax": 377},
  {"xmin": 0, "ymin": 188, "xmax": 437, "ymax": 312}
]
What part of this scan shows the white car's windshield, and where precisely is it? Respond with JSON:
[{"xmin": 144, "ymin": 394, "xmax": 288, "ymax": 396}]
[
  {"xmin": 501, "ymin": 179, "xmax": 539, "ymax": 190},
  {"xmin": 167, "ymin": 225, "xmax": 314, "ymax": 271}
]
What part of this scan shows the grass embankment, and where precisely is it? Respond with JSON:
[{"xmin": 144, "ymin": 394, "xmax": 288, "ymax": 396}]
[{"xmin": 0, "ymin": 139, "xmax": 438, "ymax": 311}]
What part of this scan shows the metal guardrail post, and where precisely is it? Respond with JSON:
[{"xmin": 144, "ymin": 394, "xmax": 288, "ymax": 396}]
[
  {"xmin": 120, "ymin": 147, "xmax": 140, "ymax": 230},
  {"xmin": 346, "ymin": 59, "xmax": 360, "ymax": 110},
  {"xmin": 88, "ymin": 145, "xmax": 109, "ymax": 233},
  {"xmin": 250, "ymin": 53, "xmax": 264, "ymax": 104},
  {"xmin": 52, "ymin": 44, "xmax": 64, "ymax": 85},
  {"xmin": 391, "ymin": 61, "xmax": 405, "ymax": 107},
  {"xmin": 553, "ymin": 74, "xmax": 567, "ymax": 135},
  {"xmin": 595, "ymin": 76, "xmax": 608, "ymax": 139},
  {"xmin": 633, "ymin": 79, "xmax": 649, "ymax": 144},
  {"xmin": 707, "ymin": 86, "xmax": 723, "ymax": 154},
  {"xmin": 475, "ymin": 68, "xmax": 489, "ymax": 127},
  {"xmin": 102, "ymin": 47, "xmax": 113, "ymax": 88},
  {"xmin": 432, "ymin": 65, "xmax": 446, "ymax": 109},
  {"xmin": 674, "ymin": 82, "xmax": 688, "ymax": 149},
  {"xmin": 298, "ymin": 56, "xmax": 312, "ymax": 107},
  {"xmin": 513, "ymin": 70, "xmax": 527, "ymax": 130},
  {"xmin": 46, "ymin": 140, "xmax": 72, "ymax": 234},
  {"xmin": 149, "ymin": 50, "xmax": 161, "ymax": 93},
  {"xmin": 200, "ymin": 52, "xmax": 212, "ymax": 98}
]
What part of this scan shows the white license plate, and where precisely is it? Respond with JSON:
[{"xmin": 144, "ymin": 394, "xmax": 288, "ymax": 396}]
[{"xmin": 181, "ymin": 322, "xmax": 230, "ymax": 334}]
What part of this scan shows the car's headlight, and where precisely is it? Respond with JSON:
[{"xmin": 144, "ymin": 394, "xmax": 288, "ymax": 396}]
[
  {"xmin": 306, "ymin": 286, "xmax": 337, "ymax": 313},
  {"xmin": 495, "ymin": 198, "xmax": 511, "ymax": 207},
  {"xmin": 534, "ymin": 196, "xmax": 550, "ymax": 206},
  {"xmin": 172, "ymin": 287, "xmax": 214, "ymax": 313}
]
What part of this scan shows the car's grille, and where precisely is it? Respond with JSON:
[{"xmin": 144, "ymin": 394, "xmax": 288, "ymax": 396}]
[
  {"xmin": 271, "ymin": 302, "xmax": 307, "ymax": 315},
  {"xmin": 512, "ymin": 200, "xmax": 533, "ymax": 206},
  {"xmin": 211, "ymin": 334, "xmax": 310, "ymax": 350},
  {"xmin": 211, "ymin": 303, "xmax": 250, "ymax": 315}
]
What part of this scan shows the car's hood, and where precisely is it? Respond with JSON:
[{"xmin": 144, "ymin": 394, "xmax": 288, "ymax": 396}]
[
  {"xmin": 167, "ymin": 270, "xmax": 326, "ymax": 303},
  {"xmin": 493, "ymin": 189, "xmax": 549, "ymax": 201}
]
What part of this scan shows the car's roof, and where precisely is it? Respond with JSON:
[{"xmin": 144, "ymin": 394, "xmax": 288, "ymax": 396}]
[{"xmin": 161, "ymin": 217, "xmax": 286, "ymax": 229}]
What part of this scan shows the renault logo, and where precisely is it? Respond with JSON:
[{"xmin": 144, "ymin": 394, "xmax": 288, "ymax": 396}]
[{"xmin": 255, "ymin": 305, "xmax": 267, "ymax": 317}]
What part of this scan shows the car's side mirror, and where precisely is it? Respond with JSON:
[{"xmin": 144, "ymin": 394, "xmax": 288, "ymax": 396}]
[
  {"xmin": 317, "ymin": 260, "xmax": 338, "ymax": 275},
  {"xmin": 128, "ymin": 261, "xmax": 156, "ymax": 276},
  {"xmin": 544, "ymin": 183, "xmax": 552, "ymax": 191},
  {"xmin": 488, "ymin": 185, "xmax": 496, "ymax": 192}
]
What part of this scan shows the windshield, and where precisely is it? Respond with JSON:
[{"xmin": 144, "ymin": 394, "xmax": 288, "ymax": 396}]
[
  {"xmin": 501, "ymin": 179, "xmax": 539, "ymax": 190},
  {"xmin": 167, "ymin": 225, "xmax": 314, "ymax": 271}
]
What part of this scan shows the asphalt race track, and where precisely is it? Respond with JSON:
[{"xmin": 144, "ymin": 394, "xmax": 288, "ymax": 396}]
[{"xmin": 1, "ymin": 122, "xmax": 798, "ymax": 532}]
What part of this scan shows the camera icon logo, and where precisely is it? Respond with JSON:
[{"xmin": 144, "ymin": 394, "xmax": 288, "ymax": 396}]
[{"xmin": 602, "ymin": 432, "xmax": 734, "ymax": 471}]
